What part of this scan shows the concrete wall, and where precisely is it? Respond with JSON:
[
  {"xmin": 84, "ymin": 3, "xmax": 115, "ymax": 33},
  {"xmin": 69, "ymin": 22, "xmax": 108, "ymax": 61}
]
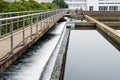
[{"xmin": 85, "ymin": 15, "xmax": 120, "ymax": 45}]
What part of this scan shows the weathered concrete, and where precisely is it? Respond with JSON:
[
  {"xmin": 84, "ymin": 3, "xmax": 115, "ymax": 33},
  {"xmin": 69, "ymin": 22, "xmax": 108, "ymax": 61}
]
[
  {"xmin": 75, "ymin": 22, "xmax": 96, "ymax": 27},
  {"xmin": 85, "ymin": 15, "xmax": 120, "ymax": 45},
  {"xmin": 93, "ymin": 17, "xmax": 120, "ymax": 22},
  {"xmin": 66, "ymin": 11, "xmax": 120, "ymax": 23},
  {"xmin": 75, "ymin": 22, "xmax": 120, "ymax": 27},
  {"xmin": 82, "ymin": 11, "xmax": 120, "ymax": 17},
  {"xmin": 75, "ymin": 22, "xmax": 96, "ymax": 30},
  {"xmin": 103, "ymin": 22, "xmax": 120, "ymax": 27},
  {"xmin": 50, "ymin": 29, "xmax": 70, "ymax": 80}
]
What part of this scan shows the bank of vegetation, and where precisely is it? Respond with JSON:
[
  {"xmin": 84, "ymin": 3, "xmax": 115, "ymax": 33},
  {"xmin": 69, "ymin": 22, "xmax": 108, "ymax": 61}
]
[
  {"xmin": 0, "ymin": 0, "xmax": 68, "ymax": 35},
  {"xmin": 52, "ymin": 0, "xmax": 68, "ymax": 8},
  {"xmin": 0, "ymin": 0, "xmax": 58, "ymax": 12}
]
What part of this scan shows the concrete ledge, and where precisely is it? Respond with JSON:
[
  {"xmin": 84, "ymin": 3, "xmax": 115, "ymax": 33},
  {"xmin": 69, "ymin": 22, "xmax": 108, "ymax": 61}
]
[
  {"xmin": 93, "ymin": 17, "xmax": 119, "ymax": 21},
  {"xmin": 75, "ymin": 22, "xmax": 120, "ymax": 27},
  {"xmin": 103, "ymin": 22, "xmax": 120, "ymax": 27},
  {"xmin": 50, "ymin": 29, "xmax": 70, "ymax": 80},
  {"xmin": 75, "ymin": 22, "xmax": 96, "ymax": 27},
  {"xmin": 85, "ymin": 15, "xmax": 120, "ymax": 45}
]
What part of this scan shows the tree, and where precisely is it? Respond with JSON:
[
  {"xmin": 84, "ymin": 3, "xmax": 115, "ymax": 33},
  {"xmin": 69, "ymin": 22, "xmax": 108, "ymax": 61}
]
[
  {"xmin": 52, "ymin": 0, "xmax": 68, "ymax": 8},
  {"xmin": 21, "ymin": 0, "xmax": 25, "ymax": 4},
  {"xmin": 0, "ymin": 0, "xmax": 9, "ymax": 12},
  {"xmin": 0, "ymin": 0, "xmax": 58, "ymax": 12}
]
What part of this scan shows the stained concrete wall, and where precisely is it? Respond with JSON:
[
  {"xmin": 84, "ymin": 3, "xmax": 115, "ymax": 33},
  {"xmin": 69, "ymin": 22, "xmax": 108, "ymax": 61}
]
[{"xmin": 85, "ymin": 15, "xmax": 120, "ymax": 45}]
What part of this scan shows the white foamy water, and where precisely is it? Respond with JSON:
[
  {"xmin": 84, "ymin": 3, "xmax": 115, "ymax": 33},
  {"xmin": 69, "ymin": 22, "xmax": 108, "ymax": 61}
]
[{"xmin": 0, "ymin": 21, "xmax": 67, "ymax": 80}]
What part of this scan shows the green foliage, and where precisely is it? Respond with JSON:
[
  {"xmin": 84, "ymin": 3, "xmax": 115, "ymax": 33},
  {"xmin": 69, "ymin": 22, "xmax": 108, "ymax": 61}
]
[
  {"xmin": 0, "ymin": 0, "xmax": 59, "ymax": 35},
  {"xmin": 52, "ymin": 0, "xmax": 68, "ymax": 8},
  {"xmin": 40, "ymin": 3, "xmax": 58, "ymax": 10},
  {"xmin": 0, "ymin": 0, "xmax": 9, "ymax": 12},
  {"xmin": 6, "ymin": 2, "xmax": 26, "ymax": 12},
  {"xmin": 0, "ymin": 0, "xmax": 58, "ymax": 12}
]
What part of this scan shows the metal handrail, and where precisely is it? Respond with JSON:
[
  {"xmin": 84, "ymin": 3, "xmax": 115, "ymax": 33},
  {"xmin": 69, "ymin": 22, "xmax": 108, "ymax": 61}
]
[
  {"xmin": 0, "ymin": 9, "xmax": 65, "ymax": 61},
  {"xmin": 0, "ymin": 9, "xmax": 53, "ymax": 18},
  {"xmin": 0, "ymin": 9, "xmax": 64, "ymax": 21},
  {"xmin": 0, "ymin": 9, "xmax": 64, "ymax": 36}
]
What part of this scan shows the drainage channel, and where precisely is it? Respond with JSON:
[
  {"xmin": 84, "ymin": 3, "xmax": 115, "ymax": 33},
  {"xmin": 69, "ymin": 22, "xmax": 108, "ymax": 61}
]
[{"xmin": 0, "ymin": 21, "xmax": 67, "ymax": 80}]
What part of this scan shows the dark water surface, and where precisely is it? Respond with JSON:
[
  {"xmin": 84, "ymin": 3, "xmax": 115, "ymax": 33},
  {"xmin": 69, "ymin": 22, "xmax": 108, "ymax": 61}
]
[{"xmin": 64, "ymin": 30, "xmax": 120, "ymax": 80}]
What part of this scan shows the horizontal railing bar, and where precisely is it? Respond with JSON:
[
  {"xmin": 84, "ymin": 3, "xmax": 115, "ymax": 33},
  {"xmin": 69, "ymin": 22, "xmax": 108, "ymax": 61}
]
[
  {"xmin": 0, "ymin": 9, "xmax": 64, "ymax": 21},
  {"xmin": 0, "ymin": 18, "xmax": 46, "ymax": 41},
  {"xmin": 0, "ymin": 9, "xmax": 52, "ymax": 16}
]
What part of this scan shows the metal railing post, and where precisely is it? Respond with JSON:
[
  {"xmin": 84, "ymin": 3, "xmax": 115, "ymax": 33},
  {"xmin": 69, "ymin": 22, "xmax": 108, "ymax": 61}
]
[
  {"xmin": 30, "ymin": 16, "xmax": 33, "ymax": 40},
  {"xmin": 53, "ymin": 11, "xmax": 55, "ymax": 22},
  {"xmin": 10, "ymin": 19, "xmax": 13, "ymax": 54},
  {"xmin": 36, "ymin": 15, "xmax": 38, "ymax": 34},
  {"xmin": 40, "ymin": 14, "xmax": 43, "ymax": 31},
  {"xmin": 46, "ymin": 13, "xmax": 47, "ymax": 28},
  {"xmin": 22, "ymin": 17, "xmax": 25, "ymax": 46},
  {"xmin": 17, "ymin": 14, "xmax": 19, "ymax": 29},
  {"xmin": 49, "ymin": 12, "xmax": 51, "ymax": 23},
  {"xmin": 50, "ymin": 12, "xmax": 51, "ymax": 23},
  {"xmin": 46, "ymin": 13, "xmax": 48, "ymax": 28},
  {"xmin": 6, "ymin": 14, "xmax": 8, "ymax": 34},
  {"xmin": 10, "ymin": 14, "xmax": 11, "ymax": 17},
  {"xmin": 48, "ymin": 12, "xmax": 50, "ymax": 24},
  {"xmin": 44, "ymin": 13, "xmax": 46, "ymax": 29},
  {"xmin": 0, "ymin": 21, "xmax": 1, "ymax": 36},
  {"xmin": 52, "ymin": 12, "xmax": 54, "ymax": 23},
  {"xmin": 0, "ymin": 14, "xmax": 1, "ymax": 18},
  {"xmin": 47, "ymin": 13, "xmax": 49, "ymax": 26},
  {"xmin": 55, "ymin": 10, "xmax": 57, "ymax": 20}
]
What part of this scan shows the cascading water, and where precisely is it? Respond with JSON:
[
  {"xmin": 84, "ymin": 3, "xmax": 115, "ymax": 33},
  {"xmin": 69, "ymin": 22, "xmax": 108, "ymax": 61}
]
[{"xmin": 0, "ymin": 18, "xmax": 68, "ymax": 80}]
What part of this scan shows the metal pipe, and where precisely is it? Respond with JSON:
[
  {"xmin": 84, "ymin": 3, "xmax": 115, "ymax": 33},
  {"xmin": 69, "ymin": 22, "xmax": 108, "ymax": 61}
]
[
  {"xmin": 22, "ymin": 17, "xmax": 25, "ymax": 46},
  {"xmin": 30, "ymin": 16, "xmax": 33, "ymax": 40},
  {"xmin": 43, "ymin": 13, "xmax": 45, "ymax": 30},
  {"xmin": 0, "ymin": 10, "xmax": 49, "ymax": 18},
  {"xmin": 6, "ymin": 14, "xmax": 8, "ymax": 34},
  {"xmin": 17, "ymin": 14, "xmax": 19, "ymax": 29},
  {"xmin": 40, "ymin": 14, "xmax": 42, "ymax": 31},
  {"xmin": 0, "ymin": 21, "xmax": 1, "ymax": 36},
  {"xmin": 10, "ymin": 19, "xmax": 13, "ymax": 54},
  {"xmin": 36, "ymin": 15, "xmax": 39, "ymax": 34},
  {"xmin": 0, "ymin": 9, "xmax": 65, "ymax": 21}
]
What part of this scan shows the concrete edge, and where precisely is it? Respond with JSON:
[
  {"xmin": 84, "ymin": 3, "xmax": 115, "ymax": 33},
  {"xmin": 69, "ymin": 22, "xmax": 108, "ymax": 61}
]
[
  {"xmin": 50, "ymin": 29, "xmax": 70, "ymax": 80},
  {"xmin": 85, "ymin": 15, "xmax": 120, "ymax": 45}
]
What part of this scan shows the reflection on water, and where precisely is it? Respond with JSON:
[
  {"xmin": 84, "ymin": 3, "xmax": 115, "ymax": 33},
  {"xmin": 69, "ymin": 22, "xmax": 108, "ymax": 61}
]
[
  {"xmin": 0, "ymin": 22, "xmax": 66, "ymax": 80},
  {"xmin": 97, "ymin": 29, "xmax": 120, "ymax": 51},
  {"xmin": 64, "ymin": 30, "xmax": 120, "ymax": 80}
]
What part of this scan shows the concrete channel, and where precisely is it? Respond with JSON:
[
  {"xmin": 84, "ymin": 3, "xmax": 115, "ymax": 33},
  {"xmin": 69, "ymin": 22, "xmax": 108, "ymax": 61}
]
[
  {"xmin": 0, "ymin": 17, "xmax": 71, "ymax": 80},
  {"xmin": 63, "ymin": 15, "xmax": 120, "ymax": 80}
]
